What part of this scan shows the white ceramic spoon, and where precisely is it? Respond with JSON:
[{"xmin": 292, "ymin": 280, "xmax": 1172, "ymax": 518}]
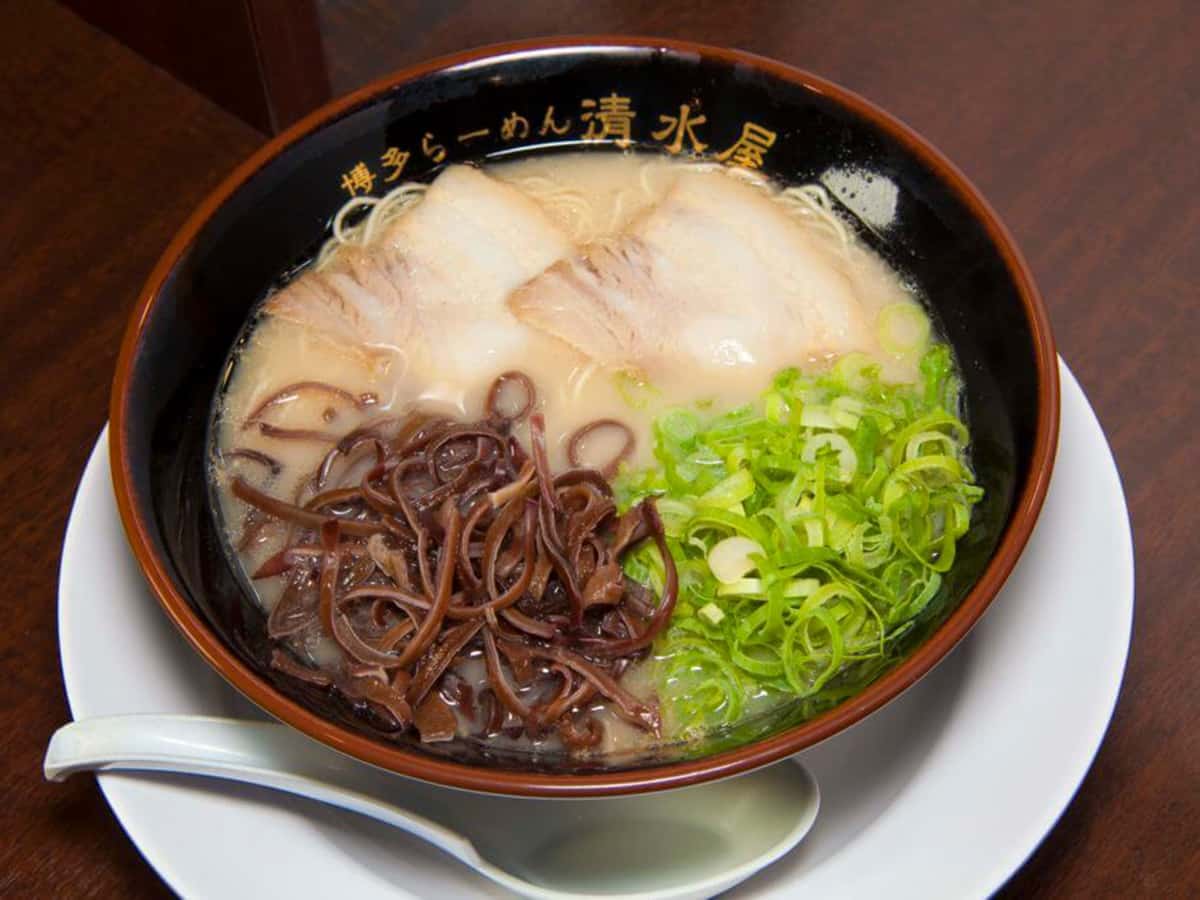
[{"xmin": 45, "ymin": 715, "xmax": 819, "ymax": 900}]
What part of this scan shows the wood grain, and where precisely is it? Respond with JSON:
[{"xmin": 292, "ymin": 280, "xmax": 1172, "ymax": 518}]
[
  {"xmin": 0, "ymin": 2, "xmax": 261, "ymax": 897},
  {"xmin": 1, "ymin": 0, "xmax": 1196, "ymax": 896}
]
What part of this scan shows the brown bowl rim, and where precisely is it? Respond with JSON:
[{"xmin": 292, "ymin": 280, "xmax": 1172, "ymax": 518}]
[{"xmin": 109, "ymin": 36, "xmax": 1059, "ymax": 797}]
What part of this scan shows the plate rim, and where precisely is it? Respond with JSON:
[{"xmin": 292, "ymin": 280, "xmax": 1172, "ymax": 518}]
[{"xmin": 57, "ymin": 359, "xmax": 1132, "ymax": 898}]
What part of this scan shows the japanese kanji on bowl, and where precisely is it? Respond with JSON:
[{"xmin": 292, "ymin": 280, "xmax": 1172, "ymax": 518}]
[{"xmin": 108, "ymin": 38, "xmax": 1058, "ymax": 797}]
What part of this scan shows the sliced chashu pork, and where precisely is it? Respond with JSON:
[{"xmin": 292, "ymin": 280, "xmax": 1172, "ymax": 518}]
[
  {"xmin": 508, "ymin": 170, "xmax": 877, "ymax": 379},
  {"xmin": 264, "ymin": 164, "xmax": 574, "ymax": 384}
]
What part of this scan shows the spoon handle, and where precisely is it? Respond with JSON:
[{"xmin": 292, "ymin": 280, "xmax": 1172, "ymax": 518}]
[{"xmin": 44, "ymin": 715, "xmax": 546, "ymax": 898}]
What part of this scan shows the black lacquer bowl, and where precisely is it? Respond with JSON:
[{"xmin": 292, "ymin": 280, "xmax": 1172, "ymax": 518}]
[{"xmin": 111, "ymin": 38, "xmax": 1058, "ymax": 797}]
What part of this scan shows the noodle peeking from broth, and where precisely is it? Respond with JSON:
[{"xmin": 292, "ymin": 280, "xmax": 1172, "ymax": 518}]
[
  {"xmin": 314, "ymin": 158, "xmax": 856, "ymax": 270},
  {"xmin": 314, "ymin": 183, "xmax": 429, "ymax": 270}
]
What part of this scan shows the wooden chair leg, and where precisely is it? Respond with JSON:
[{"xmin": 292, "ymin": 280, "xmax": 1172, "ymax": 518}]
[{"xmin": 61, "ymin": 0, "xmax": 332, "ymax": 133}]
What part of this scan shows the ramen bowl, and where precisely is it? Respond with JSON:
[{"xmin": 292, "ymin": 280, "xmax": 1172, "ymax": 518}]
[{"xmin": 110, "ymin": 37, "xmax": 1058, "ymax": 797}]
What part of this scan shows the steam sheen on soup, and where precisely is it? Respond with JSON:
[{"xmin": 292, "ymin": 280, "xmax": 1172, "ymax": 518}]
[{"xmin": 210, "ymin": 153, "xmax": 981, "ymax": 761}]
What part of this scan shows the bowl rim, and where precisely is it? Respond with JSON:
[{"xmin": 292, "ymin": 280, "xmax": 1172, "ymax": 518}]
[{"xmin": 109, "ymin": 36, "xmax": 1060, "ymax": 797}]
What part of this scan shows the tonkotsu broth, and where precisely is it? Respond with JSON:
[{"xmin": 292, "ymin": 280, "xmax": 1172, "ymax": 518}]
[{"xmin": 210, "ymin": 152, "xmax": 932, "ymax": 759}]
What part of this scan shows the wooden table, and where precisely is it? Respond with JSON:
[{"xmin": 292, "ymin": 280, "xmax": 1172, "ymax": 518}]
[{"xmin": 2, "ymin": 1, "xmax": 1196, "ymax": 895}]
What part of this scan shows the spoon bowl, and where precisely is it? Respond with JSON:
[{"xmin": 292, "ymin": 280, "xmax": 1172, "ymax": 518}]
[{"xmin": 45, "ymin": 715, "xmax": 819, "ymax": 899}]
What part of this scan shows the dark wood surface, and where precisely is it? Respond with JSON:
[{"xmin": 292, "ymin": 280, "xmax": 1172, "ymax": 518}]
[
  {"xmin": 1, "ymin": 0, "xmax": 1196, "ymax": 896},
  {"xmin": 61, "ymin": 0, "xmax": 329, "ymax": 132}
]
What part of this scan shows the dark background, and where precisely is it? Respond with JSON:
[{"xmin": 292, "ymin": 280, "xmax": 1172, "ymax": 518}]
[{"xmin": 1, "ymin": 0, "xmax": 1197, "ymax": 895}]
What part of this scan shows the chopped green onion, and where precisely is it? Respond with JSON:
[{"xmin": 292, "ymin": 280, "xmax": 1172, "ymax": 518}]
[
  {"xmin": 616, "ymin": 344, "xmax": 982, "ymax": 738},
  {"xmin": 784, "ymin": 577, "xmax": 821, "ymax": 598},
  {"xmin": 799, "ymin": 405, "xmax": 836, "ymax": 429},
  {"xmin": 699, "ymin": 468, "xmax": 757, "ymax": 509},
  {"xmin": 717, "ymin": 578, "xmax": 765, "ymax": 597},
  {"xmin": 801, "ymin": 433, "xmax": 858, "ymax": 481},
  {"xmin": 707, "ymin": 536, "xmax": 766, "ymax": 584},
  {"xmin": 833, "ymin": 352, "xmax": 879, "ymax": 391}
]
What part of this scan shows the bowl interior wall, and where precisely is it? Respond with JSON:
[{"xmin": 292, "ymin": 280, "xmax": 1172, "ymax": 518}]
[{"xmin": 122, "ymin": 45, "xmax": 1040, "ymax": 775}]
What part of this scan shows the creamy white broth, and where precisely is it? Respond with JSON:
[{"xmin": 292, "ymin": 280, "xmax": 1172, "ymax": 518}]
[
  {"xmin": 211, "ymin": 152, "xmax": 931, "ymax": 756},
  {"xmin": 217, "ymin": 153, "xmax": 922, "ymax": 496}
]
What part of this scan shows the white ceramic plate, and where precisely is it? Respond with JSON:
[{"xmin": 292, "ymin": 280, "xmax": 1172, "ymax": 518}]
[{"xmin": 57, "ymin": 360, "xmax": 1132, "ymax": 899}]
